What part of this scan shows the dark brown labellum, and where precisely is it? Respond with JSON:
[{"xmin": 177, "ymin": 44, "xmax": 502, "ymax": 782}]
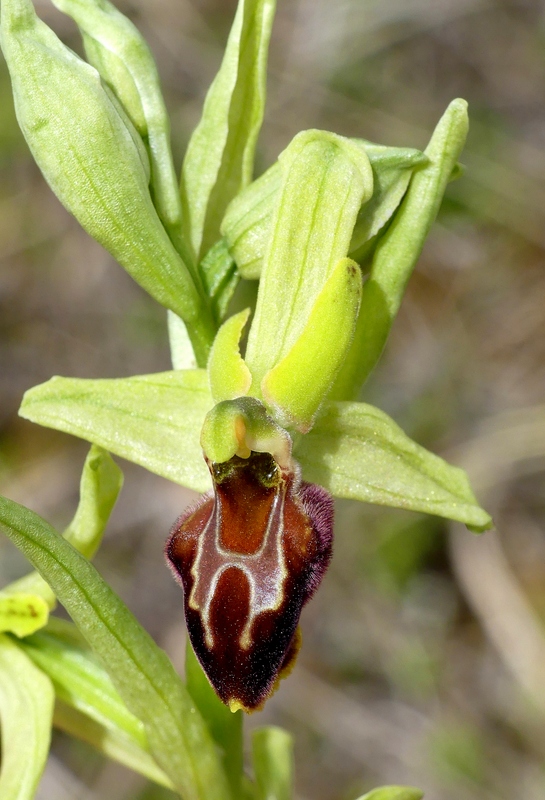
[{"xmin": 165, "ymin": 450, "xmax": 333, "ymax": 712}]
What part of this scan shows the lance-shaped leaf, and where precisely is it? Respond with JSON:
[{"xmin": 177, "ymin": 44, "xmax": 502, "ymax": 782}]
[
  {"xmin": 51, "ymin": 0, "xmax": 186, "ymax": 254},
  {"xmin": 221, "ymin": 142, "xmax": 426, "ymax": 280},
  {"xmin": 0, "ymin": 496, "xmax": 231, "ymax": 800},
  {"xmin": 0, "ymin": 0, "xmax": 215, "ymax": 366},
  {"xmin": 0, "ymin": 633, "xmax": 54, "ymax": 800},
  {"xmin": 332, "ymin": 100, "xmax": 469, "ymax": 399},
  {"xmin": 181, "ymin": 0, "xmax": 276, "ymax": 263},
  {"xmin": 4, "ymin": 445, "xmax": 122, "ymax": 608},
  {"xmin": 252, "ymin": 726, "xmax": 294, "ymax": 800},
  {"xmin": 356, "ymin": 788, "xmax": 424, "ymax": 800},
  {"xmin": 53, "ymin": 700, "xmax": 173, "ymax": 789},
  {"xmin": 20, "ymin": 371, "xmax": 213, "ymax": 491},
  {"xmin": 245, "ymin": 130, "xmax": 373, "ymax": 388},
  {"xmin": 19, "ymin": 627, "xmax": 173, "ymax": 789},
  {"xmin": 0, "ymin": 593, "xmax": 49, "ymax": 637},
  {"xmin": 294, "ymin": 401, "xmax": 492, "ymax": 531},
  {"xmin": 186, "ymin": 640, "xmax": 243, "ymax": 798},
  {"xmin": 208, "ymin": 308, "xmax": 252, "ymax": 403},
  {"xmin": 261, "ymin": 257, "xmax": 362, "ymax": 432}
]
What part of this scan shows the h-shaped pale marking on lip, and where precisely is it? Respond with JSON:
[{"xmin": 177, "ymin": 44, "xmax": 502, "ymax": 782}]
[{"xmin": 189, "ymin": 481, "xmax": 288, "ymax": 651}]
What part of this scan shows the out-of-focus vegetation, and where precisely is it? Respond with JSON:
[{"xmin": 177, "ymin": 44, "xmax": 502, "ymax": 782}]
[{"xmin": 1, "ymin": 0, "xmax": 545, "ymax": 798}]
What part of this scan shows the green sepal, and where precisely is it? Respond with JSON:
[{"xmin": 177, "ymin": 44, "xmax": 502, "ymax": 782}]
[
  {"xmin": 348, "ymin": 141, "xmax": 429, "ymax": 263},
  {"xmin": 252, "ymin": 726, "xmax": 294, "ymax": 800},
  {"xmin": 0, "ymin": 633, "xmax": 54, "ymax": 800},
  {"xmin": 186, "ymin": 640, "xmax": 244, "ymax": 798},
  {"xmin": 332, "ymin": 99, "xmax": 469, "ymax": 399},
  {"xmin": 208, "ymin": 308, "xmax": 253, "ymax": 403},
  {"xmin": 201, "ymin": 397, "xmax": 292, "ymax": 468},
  {"xmin": 294, "ymin": 401, "xmax": 492, "ymax": 530},
  {"xmin": 4, "ymin": 445, "xmax": 123, "ymax": 608},
  {"xmin": 221, "ymin": 161, "xmax": 280, "ymax": 280},
  {"xmin": 0, "ymin": 0, "xmax": 214, "ymax": 365},
  {"xmin": 181, "ymin": 0, "xmax": 276, "ymax": 262},
  {"xmin": 20, "ymin": 371, "xmax": 213, "ymax": 492},
  {"xmin": 245, "ymin": 130, "xmax": 373, "ymax": 388},
  {"xmin": 221, "ymin": 141, "xmax": 426, "ymax": 280},
  {"xmin": 19, "ymin": 626, "xmax": 173, "ymax": 789},
  {"xmin": 0, "ymin": 593, "xmax": 49, "ymax": 637},
  {"xmin": 51, "ymin": 0, "xmax": 185, "ymax": 249},
  {"xmin": 0, "ymin": 495, "xmax": 231, "ymax": 800},
  {"xmin": 355, "ymin": 788, "xmax": 424, "ymax": 800},
  {"xmin": 262, "ymin": 257, "xmax": 362, "ymax": 432}
]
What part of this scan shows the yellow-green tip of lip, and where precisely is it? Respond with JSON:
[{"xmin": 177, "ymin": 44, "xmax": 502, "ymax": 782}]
[{"xmin": 227, "ymin": 698, "xmax": 247, "ymax": 714}]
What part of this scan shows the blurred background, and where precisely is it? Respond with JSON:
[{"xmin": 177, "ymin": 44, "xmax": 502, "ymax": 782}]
[{"xmin": 1, "ymin": 0, "xmax": 545, "ymax": 798}]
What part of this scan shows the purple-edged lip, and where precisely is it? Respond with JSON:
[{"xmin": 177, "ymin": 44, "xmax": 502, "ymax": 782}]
[{"xmin": 166, "ymin": 450, "xmax": 333, "ymax": 712}]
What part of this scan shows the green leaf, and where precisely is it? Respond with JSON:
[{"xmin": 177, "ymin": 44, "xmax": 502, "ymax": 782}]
[
  {"xmin": 0, "ymin": 496, "xmax": 231, "ymax": 800},
  {"xmin": 4, "ymin": 445, "xmax": 123, "ymax": 608},
  {"xmin": 355, "ymin": 788, "xmax": 424, "ymax": 800},
  {"xmin": 332, "ymin": 100, "xmax": 469, "ymax": 399},
  {"xmin": 0, "ymin": 0, "xmax": 215, "ymax": 365},
  {"xmin": 0, "ymin": 633, "xmax": 54, "ymax": 800},
  {"xmin": 245, "ymin": 130, "xmax": 373, "ymax": 389},
  {"xmin": 186, "ymin": 640, "xmax": 243, "ymax": 798},
  {"xmin": 221, "ymin": 142, "xmax": 426, "ymax": 280},
  {"xmin": 261, "ymin": 257, "xmax": 362, "ymax": 432},
  {"xmin": 181, "ymin": 0, "xmax": 276, "ymax": 262},
  {"xmin": 19, "ymin": 627, "xmax": 173, "ymax": 789},
  {"xmin": 0, "ymin": 593, "xmax": 49, "ymax": 637},
  {"xmin": 295, "ymin": 401, "xmax": 492, "ymax": 530},
  {"xmin": 53, "ymin": 699, "xmax": 174, "ymax": 790},
  {"xmin": 21, "ymin": 627, "xmax": 148, "ymax": 747},
  {"xmin": 51, "ymin": 0, "xmax": 186, "ymax": 252},
  {"xmin": 20, "ymin": 371, "xmax": 213, "ymax": 492},
  {"xmin": 252, "ymin": 726, "xmax": 293, "ymax": 800}
]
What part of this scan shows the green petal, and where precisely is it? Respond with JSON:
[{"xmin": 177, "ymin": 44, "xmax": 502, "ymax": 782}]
[
  {"xmin": 332, "ymin": 99, "xmax": 469, "ymax": 399},
  {"xmin": 0, "ymin": 633, "xmax": 54, "ymax": 800},
  {"xmin": 20, "ymin": 626, "xmax": 172, "ymax": 789},
  {"xmin": 4, "ymin": 445, "xmax": 123, "ymax": 608},
  {"xmin": 0, "ymin": 593, "xmax": 49, "ymax": 637},
  {"xmin": 19, "ymin": 371, "xmax": 213, "ymax": 492},
  {"xmin": 245, "ymin": 130, "xmax": 373, "ymax": 389},
  {"xmin": 208, "ymin": 308, "xmax": 253, "ymax": 403},
  {"xmin": 252, "ymin": 726, "xmax": 294, "ymax": 800},
  {"xmin": 0, "ymin": 0, "xmax": 214, "ymax": 364},
  {"xmin": 261, "ymin": 257, "xmax": 361, "ymax": 432},
  {"xmin": 0, "ymin": 496, "xmax": 231, "ymax": 800},
  {"xmin": 295, "ymin": 401, "xmax": 492, "ymax": 530},
  {"xmin": 181, "ymin": 0, "xmax": 276, "ymax": 263}
]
